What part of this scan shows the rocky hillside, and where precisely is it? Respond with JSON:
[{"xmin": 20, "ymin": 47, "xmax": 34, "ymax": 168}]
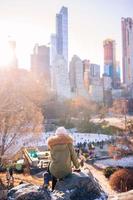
[
  {"xmin": 1, "ymin": 170, "xmax": 133, "ymax": 200},
  {"xmin": 7, "ymin": 170, "xmax": 107, "ymax": 200}
]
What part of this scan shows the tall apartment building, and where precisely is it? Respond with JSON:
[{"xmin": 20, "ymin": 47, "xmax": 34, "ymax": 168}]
[
  {"xmin": 83, "ymin": 61, "xmax": 100, "ymax": 86},
  {"xmin": 50, "ymin": 34, "xmax": 57, "ymax": 66},
  {"xmin": 122, "ymin": 17, "xmax": 133, "ymax": 85},
  {"xmin": 90, "ymin": 63, "xmax": 100, "ymax": 84},
  {"xmin": 50, "ymin": 6, "xmax": 71, "ymax": 97},
  {"xmin": 103, "ymin": 39, "xmax": 116, "ymax": 88},
  {"xmin": 8, "ymin": 40, "xmax": 18, "ymax": 69},
  {"xmin": 115, "ymin": 61, "xmax": 121, "ymax": 87},
  {"xmin": 69, "ymin": 55, "xmax": 88, "ymax": 97},
  {"xmin": 89, "ymin": 84, "xmax": 103, "ymax": 103},
  {"xmin": 83, "ymin": 60, "xmax": 90, "ymax": 91},
  {"xmin": 52, "ymin": 55, "xmax": 71, "ymax": 98},
  {"xmin": 56, "ymin": 6, "xmax": 68, "ymax": 65},
  {"xmin": 31, "ymin": 44, "xmax": 50, "ymax": 81},
  {"xmin": 88, "ymin": 64, "xmax": 102, "ymax": 103}
]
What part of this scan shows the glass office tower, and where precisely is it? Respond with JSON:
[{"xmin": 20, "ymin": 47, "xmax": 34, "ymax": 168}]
[{"xmin": 56, "ymin": 6, "xmax": 68, "ymax": 66}]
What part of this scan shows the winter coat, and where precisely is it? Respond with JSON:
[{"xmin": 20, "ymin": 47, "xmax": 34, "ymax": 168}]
[{"xmin": 47, "ymin": 134, "xmax": 80, "ymax": 179}]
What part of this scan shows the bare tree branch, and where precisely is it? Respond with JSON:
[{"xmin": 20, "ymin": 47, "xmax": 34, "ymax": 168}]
[{"xmin": 0, "ymin": 69, "xmax": 46, "ymax": 163}]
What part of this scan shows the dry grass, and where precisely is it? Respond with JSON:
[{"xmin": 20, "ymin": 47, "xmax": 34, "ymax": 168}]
[{"xmin": 0, "ymin": 172, "xmax": 43, "ymax": 187}]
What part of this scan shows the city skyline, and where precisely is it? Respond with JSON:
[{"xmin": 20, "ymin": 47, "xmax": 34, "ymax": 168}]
[{"xmin": 0, "ymin": 0, "xmax": 133, "ymax": 75}]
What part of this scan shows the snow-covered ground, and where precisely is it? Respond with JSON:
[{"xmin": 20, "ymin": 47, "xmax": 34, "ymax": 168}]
[
  {"xmin": 5, "ymin": 131, "xmax": 112, "ymax": 157},
  {"xmin": 42, "ymin": 131, "xmax": 112, "ymax": 145},
  {"xmin": 94, "ymin": 156, "xmax": 133, "ymax": 169},
  {"xmin": 92, "ymin": 115, "xmax": 133, "ymax": 129}
]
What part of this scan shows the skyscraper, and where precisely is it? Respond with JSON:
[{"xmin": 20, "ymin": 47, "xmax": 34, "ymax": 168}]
[
  {"xmin": 103, "ymin": 39, "xmax": 116, "ymax": 88},
  {"xmin": 31, "ymin": 44, "xmax": 50, "ymax": 82},
  {"xmin": 122, "ymin": 17, "xmax": 133, "ymax": 85},
  {"xmin": 115, "ymin": 61, "xmax": 121, "ymax": 87},
  {"xmin": 50, "ymin": 6, "xmax": 70, "ymax": 98},
  {"xmin": 52, "ymin": 55, "xmax": 71, "ymax": 98},
  {"xmin": 90, "ymin": 64, "xmax": 100, "ymax": 79},
  {"xmin": 8, "ymin": 39, "xmax": 18, "ymax": 69},
  {"xmin": 69, "ymin": 55, "xmax": 88, "ymax": 97},
  {"xmin": 83, "ymin": 60, "xmax": 90, "ymax": 91},
  {"xmin": 56, "ymin": 6, "xmax": 68, "ymax": 65},
  {"xmin": 50, "ymin": 34, "xmax": 57, "ymax": 66}
]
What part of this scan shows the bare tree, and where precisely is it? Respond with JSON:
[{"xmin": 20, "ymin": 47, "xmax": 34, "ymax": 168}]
[
  {"xmin": 97, "ymin": 104, "xmax": 107, "ymax": 122},
  {"xmin": 0, "ymin": 69, "xmax": 46, "ymax": 164}
]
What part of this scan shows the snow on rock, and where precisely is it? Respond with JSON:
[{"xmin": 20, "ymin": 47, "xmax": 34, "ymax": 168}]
[
  {"xmin": 7, "ymin": 183, "xmax": 51, "ymax": 200},
  {"xmin": 7, "ymin": 171, "xmax": 107, "ymax": 200},
  {"xmin": 52, "ymin": 170, "xmax": 107, "ymax": 200}
]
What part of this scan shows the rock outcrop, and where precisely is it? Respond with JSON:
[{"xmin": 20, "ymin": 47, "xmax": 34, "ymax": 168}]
[
  {"xmin": 0, "ymin": 190, "xmax": 7, "ymax": 200},
  {"xmin": 0, "ymin": 178, "xmax": 7, "ymax": 200},
  {"xmin": 52, "ymin": 171, "xmax": 107, "ymax": 200},
  {"xmin": 8, "ymin": 170, "xmax": 107, "ymax": 200},
  {"xmin": 7, "ymin": 183, "xmax": 51, "ymax": 200}
]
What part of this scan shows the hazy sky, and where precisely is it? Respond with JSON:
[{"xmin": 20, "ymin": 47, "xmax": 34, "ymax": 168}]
[{"xmin": 0, "ymin": 0, "xmax": 133, "ymax": 72}]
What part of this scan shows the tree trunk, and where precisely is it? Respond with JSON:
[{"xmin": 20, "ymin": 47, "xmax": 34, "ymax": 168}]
[
  {"xmin": 0, "ymin": 144, "xmax": 5, "ymax": 165},
  {"xmin": 0, "ymin": 156, "xmax": 2, "ymax": 165}
]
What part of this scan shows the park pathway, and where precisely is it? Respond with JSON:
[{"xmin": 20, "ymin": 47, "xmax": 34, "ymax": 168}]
[{"xmin": 85, "ymin": 163, "xmax": 117, "ymax": 197}]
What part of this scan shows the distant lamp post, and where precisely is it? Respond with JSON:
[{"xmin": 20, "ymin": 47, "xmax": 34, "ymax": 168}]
[{"xmin": 124, "ymin": 99, "xmax": 128, "ymax": 133}]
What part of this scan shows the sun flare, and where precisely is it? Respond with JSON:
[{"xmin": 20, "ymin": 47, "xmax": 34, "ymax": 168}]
[{"xmin": 0, "ymin": 40, "xmax": 15, "ymax": 68}]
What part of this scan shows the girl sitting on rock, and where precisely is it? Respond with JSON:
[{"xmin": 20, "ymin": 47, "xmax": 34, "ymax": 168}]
[{"xmin": 44, "ymin": 127, "xmax": 80, "ymax": 191}]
